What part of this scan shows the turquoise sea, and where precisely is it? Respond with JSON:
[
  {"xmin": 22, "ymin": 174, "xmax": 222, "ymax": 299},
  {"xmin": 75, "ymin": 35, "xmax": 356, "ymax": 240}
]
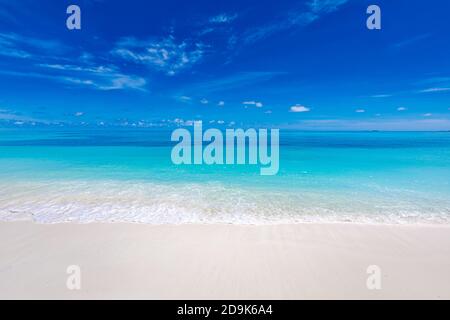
[{"xmin": 1, "ymin": 128, "xmax": 450, "ymax": 224}]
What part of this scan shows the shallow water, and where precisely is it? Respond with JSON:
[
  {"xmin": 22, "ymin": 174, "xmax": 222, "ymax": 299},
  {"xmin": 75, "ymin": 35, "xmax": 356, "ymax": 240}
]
[{"xmin": 1, "ymin": 129, "xmax": 449, "ymax": 224}]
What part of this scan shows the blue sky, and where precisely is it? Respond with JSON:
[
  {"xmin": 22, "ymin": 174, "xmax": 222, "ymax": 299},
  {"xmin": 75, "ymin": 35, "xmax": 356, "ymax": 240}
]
[{"xmin": 0, "ymin": 0, "xmax": 449, "ymax": 130}]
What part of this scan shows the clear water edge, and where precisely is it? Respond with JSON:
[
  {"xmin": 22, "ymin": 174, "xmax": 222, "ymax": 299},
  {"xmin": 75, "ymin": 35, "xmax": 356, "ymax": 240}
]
[{"xmin": 1, "ymin": 129, "xmax": 449, "ymax": 225}]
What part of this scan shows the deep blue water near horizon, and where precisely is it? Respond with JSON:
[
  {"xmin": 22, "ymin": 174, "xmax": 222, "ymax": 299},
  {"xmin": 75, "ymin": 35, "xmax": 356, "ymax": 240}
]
[{"xmin": 1, "ymin": 128, "xmax": 449, "ymax": 224}]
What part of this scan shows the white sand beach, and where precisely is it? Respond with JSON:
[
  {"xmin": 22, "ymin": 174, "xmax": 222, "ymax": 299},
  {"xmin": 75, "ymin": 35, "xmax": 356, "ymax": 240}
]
[{"xmin": 0, "ymin": 221, "xmax": 449, "ymax": 299}]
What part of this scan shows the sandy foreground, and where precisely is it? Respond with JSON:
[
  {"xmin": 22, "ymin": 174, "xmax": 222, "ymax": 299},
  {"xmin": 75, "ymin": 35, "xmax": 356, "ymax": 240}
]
[{"xmin": 0, "ymin": 221, "xmax": 449, "ymax": 299}]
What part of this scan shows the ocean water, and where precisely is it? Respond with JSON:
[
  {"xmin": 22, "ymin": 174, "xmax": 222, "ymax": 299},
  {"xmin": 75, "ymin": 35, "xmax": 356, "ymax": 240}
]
[{"xmin": 1, "ymin": 128, "xmax": 450, "ymax": 224}]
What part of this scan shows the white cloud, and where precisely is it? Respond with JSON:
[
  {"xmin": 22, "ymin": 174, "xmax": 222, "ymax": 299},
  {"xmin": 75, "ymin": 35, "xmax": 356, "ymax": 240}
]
[
  {"xmin": 0, "ymin": 32, "xmax": 67, "ymax": 59},
  {"xmin": 167, "ymin": 118, "xmax": 202, "ymax": 127},
  {"xmin": 355, "ymin": 109, "xmax": 365, "ymax": 113},
  {"xmin": 112, "ymin": 36, "xmax": 204, "ymax": 75},
  {"xmin": 177, "ymin": 96, "xmax": 192, "ymax": 103},
  {"xmin": 393, "ymin": 33, "xmax": 431, "ymax": 49},
  {"xmin": 198, "ymin": 27, "xmax": 215, "ymax": 36},
  {"xmin": 209, "ymin": 13, "xmax": 237, "ymax": 24},
  {"xmin": 36, "ymin": 63, "xmax": 147, "ymax": 91},
  {"xmin": 243, "ymin": 0, "xmax": 348, "ymax": 44},
  {"xmin": 0, "ymin": 109, "xmax": 50, "ymax": 125},
  {"xmin": 423, "ymin": 113, "xmax": 432, "ymax": 117},
  {"xmin": 308, "ymin": 0, "xmax": 349, "ymax": 14},
  {"xmin": 0, "ymin": 32, "xmax": 146, "ymax": 92},
  {"xmin": 419, "ymin": 87, "xmax": 450, "ymax": 93},
  {"xmin": 200, "ymin": 98, "xmax": 209, "ymax": 104},
  {"xmin": 371, "ymin": 94, "xmax": 392, "ymax": 98},
  {"xmin": 74, "ymin": 112, "xmax": 84, "ymax": 117},
  {"xmin": 243, "ymin": 101, "xmax": 263, "ymax": 108},
  {"xmin": 218, "ymin": 101, "xmax": 225, "ymax": 106},
  {"xmin": 38, "ymin": 64, "xmax": 115, "ymax": 74},
  {"xmin": 397, "ymin": 107, "xmax": 407, "ymax": 111},
  {"xmin": 0, "ymin": 46, "xmax": 30, "ymax": 58},
  {"xmin": 217, "ymin": 120, "xmax": 225, "ymax": 124},
  {"xmin": 290, "ymin": 105, "xmax": 310, "ymax": 113},
  {"xmin": 100, "ymin": 76, "xmax": 146, "ymax": 91}
]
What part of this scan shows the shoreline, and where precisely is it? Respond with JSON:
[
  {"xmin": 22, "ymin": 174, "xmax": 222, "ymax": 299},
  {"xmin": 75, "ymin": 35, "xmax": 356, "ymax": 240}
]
[
  {"xmin": 16, "ymin": 220, "xmax": 450, "ymax": 226},
  {"xmin": 1, "ymin": 221, "xmax": 450, "ymax": 299}
]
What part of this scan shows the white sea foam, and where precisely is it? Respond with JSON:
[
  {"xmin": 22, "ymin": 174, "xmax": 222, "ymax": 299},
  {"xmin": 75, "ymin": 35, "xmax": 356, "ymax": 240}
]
[{"xmin": 0, "ymin": 180, "xmax": 449, "ymax": 225}]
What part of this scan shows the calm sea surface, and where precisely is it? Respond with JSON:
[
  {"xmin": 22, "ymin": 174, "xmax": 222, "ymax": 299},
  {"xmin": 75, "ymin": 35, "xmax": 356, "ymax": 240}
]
[{"xmin": 1, "ymin": 128, "xmax": 449, "ymax": 224}]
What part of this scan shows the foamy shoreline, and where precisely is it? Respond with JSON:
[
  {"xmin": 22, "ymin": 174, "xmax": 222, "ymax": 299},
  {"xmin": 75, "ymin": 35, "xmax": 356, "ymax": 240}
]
[{"xmin": 1, "ymin": 221, "xmax": 449, "ymax": 299}]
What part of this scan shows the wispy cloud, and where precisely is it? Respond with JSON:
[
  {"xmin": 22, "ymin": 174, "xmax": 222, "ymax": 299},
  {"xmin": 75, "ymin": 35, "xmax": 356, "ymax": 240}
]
[
  {"xmin": 397, "ymin": 107, "xmax": 407, "ymax": 111},
  {"xmin": 0, "ymin": 108, "xmax": 51, "ymax": 125},
  {"xmin": 355, "ymin": 109, "xmax": 365, "ymax": 113},
  {"xmin": 0, "ymin": 34, "xmax": 32, "ymax": 58},
  {"xmin": 420, "ymin": 77, "xmax": 450, "ymax": 85},
  {"xmin": 370, "ymin": 94, "xmax": 392, "ymax": 98},
  {"xmin": 39, "ymin": 63, "xmax": 147, "ymax": 91},
  {"xmin": 0, "ymin": 32, "xmax": 67, "ymax": 59},
  {"xmin": 37, "ymin": 64, "xmax": 115, "ymax": 74},
  {"xmin": 393, "ymin": 33, "xmax": 431, "ymax": 49},
  {"xmin": 176, "ymin": 95, "xmax": 193, "ymax": 103},
  {"xmin": 308, "ymin": 0, "xmax": 349, "ymax": 13},
  {"xmin": 112, "ymin": 36, "xmax": 205, "ymax": 76},
  {"xmin": 415, "ymin": 77, "xmax": 450, "ymax": 94},
  {"xmin": 209, "ymin": 13, "xmax": 238, "ymax": 24},
  {"xmin": 419, "ymin": 87, "xmax": 450, "ymax": 93},
  {"xmin": 243, "ymin": 0, "xmax": 348, "ymax": 44},
  {"xmin": 179, "ymin": 71, "xmax": 285, "ymax": 95},
  {"xmin": 1, "ymin": 63, "xmax": 147, "ymax": 91},
  {"xmin": 197, "ymin": 13, "xmax": 238, "ymax": 36},
  {"xmin": 0, "ymin": 31, "xmax": 146, "ymax": 91}
]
